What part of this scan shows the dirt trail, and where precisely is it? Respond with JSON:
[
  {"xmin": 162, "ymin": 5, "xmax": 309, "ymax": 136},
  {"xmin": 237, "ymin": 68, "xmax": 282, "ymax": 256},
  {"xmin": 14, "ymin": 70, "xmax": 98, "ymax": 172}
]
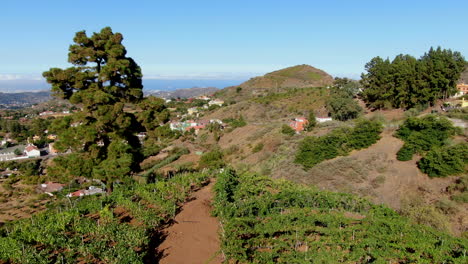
[{"xmin": 156, "ymin": 181, "xmax": 223, "ymax": 264}]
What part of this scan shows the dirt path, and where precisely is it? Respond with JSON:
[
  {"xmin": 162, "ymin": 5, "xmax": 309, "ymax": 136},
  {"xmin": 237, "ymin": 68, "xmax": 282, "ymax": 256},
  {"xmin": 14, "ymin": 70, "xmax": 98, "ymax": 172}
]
[{"xmin": 156, "ymin": 181, "xmax": 223, "ymax": 264}]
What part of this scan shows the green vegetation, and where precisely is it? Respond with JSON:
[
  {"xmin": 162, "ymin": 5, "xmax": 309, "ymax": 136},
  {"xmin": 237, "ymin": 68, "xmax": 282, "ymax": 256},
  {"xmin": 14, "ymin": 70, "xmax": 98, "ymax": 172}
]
[
  {"xmin": 0, "ymin": 172, "xmax": 209, "ymax": 263},
  {"xmin": 269, "ymin": 65, "xmax": 324, "ymax": 81},
  {"xmin": 42, "ymin": 27, "xmax": 172, "ymax": 190},
  {"xmin": 222, "ymin": 116, "xmax": 246, "ymax": 128},
  {"xmin": 333, "ymin": 77, "xmax": 361, "ymax": 98},
  {"xmin": 326, "ymin": 84, "xmax": 362, "ymax": 121},
  {"xmin": 142, "ymin": 147, "xmax": 190, "ymax": 178},
  {"xmin": 418, "ymin": 143, "xmax": 468, "ymax": 177},
  {"xmin": 395, "ymin": 115, "xmax": 458, "ymax": 161},
  {"xmin": 295, "ymin": 120, "xmax": 383, "ymax": 169},
  {"xmin": 394, "ymin": 115, "xmax": 467, "ymax": 177},
  {"xmin": 446, "ymin": 108, "xmax": 468, "ymax": 121},
  {"xmin": 281, "ymin": 124, "xmax": 295, "ymax": 136},
  {"xmin": 252, "ymin": 87, "xmax": 326, "ymax": 106},
  {"xmin": 361, "ymin": 47, "xmax": 466, "ymax": 109},
  {"xmin": 199, "ymin": 149, "xmax": 224, "ymax": 169},
  {"xmin": 252, "ymin": 142, "xmax": 264, "ymax": 153},
  {"xmin": 213, "ymin": 169, "xmax": 468, "ymax": 263},
  {"xmin": 305, "ymin": 112, "xmax": 316, "ymax": 131}
]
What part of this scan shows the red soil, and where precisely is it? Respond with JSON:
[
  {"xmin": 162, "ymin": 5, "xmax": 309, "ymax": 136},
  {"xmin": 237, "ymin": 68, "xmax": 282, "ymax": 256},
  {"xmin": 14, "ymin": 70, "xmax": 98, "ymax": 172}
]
[{"xmin": 157, "ymin": 181, "xmax": 223, "ymax": 264}]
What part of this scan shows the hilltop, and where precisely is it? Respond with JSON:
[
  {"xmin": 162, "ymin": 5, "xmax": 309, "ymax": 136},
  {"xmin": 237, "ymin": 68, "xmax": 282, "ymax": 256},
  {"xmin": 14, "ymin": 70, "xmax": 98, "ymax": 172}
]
[{"xmin": 217, "ymin": 64, "xmax": 334, "ymax": 101}]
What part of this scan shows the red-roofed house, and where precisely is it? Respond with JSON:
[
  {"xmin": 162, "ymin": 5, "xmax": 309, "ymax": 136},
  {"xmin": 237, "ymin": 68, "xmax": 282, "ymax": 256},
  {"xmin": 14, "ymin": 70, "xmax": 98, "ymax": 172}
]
[
  {"xmin": 289, "ymin": 117, "xmax": 309, "ymax": 133},
  {"xmin": 24, "ymin": 144, "xmax": 40, "ymax": 158},
  {"xmin": 67, "ymin": 190, "xmax": 86, "ymax": 197},
  {"xmin": 39, "ymin": 182, "xmax": 65, "ymax": 193}
]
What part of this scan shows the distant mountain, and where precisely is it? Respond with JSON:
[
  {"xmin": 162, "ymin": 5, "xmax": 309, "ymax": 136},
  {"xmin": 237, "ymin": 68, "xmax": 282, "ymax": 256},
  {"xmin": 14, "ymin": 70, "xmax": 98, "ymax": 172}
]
[
  {"xmin": 145, "ymin": 87, "xmax": 219, "ymax": 99},
  {"xmin": 0, "ymin": 91, "xmax": 51, "ymax": 108},
  {"xmin": 217, "ymin": 64, "xmax": 334, "ymax": 100}
]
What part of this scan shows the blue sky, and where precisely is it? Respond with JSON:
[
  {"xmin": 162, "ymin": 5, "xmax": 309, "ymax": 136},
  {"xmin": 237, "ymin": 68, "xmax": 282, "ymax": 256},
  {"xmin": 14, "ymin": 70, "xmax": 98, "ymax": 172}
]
[{"xmin": 1, "ymin": 0, "xmax": 467, "ymax": 89}]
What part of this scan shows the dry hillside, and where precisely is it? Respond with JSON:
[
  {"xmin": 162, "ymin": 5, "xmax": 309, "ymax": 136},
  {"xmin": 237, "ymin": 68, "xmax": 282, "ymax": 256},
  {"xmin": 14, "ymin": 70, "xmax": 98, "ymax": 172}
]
[
  {"xmin": 217, "ymin": 64, "xmax": 334, "ymax": 101},
  {"xmin": 459, "ymin": 66, "xmax": 468, "ymax": 84}
]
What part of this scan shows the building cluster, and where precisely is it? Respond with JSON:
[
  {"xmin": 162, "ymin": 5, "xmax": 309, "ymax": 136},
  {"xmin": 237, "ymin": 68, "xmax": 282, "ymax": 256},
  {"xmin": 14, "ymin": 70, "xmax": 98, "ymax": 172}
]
[
  {"xmin": 38, "ymin": 110, "xmax": 71, "ymax": 117},
  {"xmin": 0, "ymin": 143, "xmax": 41, "ymax": 162},
  {"xmin": 288, "ymin": 116, "xmax": 333, "ymax": 133},
  {"xmin": 66, "ymin": 186, "xmax": 106, "ymax": 197},
  {"xmin": 170, "ymin": 119, "xmax": 224, "ymax": 134}
]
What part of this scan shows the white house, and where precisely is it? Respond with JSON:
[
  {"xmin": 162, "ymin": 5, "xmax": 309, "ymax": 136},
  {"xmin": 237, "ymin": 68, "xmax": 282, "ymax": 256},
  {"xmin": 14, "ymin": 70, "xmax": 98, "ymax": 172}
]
[
  {"xmin": 187, "ymin": 107, "xmax": 199, "ymax": 115},
  {"xmin": 316, "ymin": 117, "xmax": 333, "ymax": 123},
  {"xmin": 24, "ymin": 145, "xmax": 41, "ymax": 158},
  {"xmin": 208, "ymin": 99, "xmax": 224, "ymax": 107}
]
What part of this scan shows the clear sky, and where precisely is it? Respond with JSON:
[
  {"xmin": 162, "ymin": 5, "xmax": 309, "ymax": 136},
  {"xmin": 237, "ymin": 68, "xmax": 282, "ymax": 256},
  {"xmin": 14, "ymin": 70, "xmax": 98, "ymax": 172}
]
[{"xmin": 1, "ymin": 0, "xmax": 467, "ymax": 86}]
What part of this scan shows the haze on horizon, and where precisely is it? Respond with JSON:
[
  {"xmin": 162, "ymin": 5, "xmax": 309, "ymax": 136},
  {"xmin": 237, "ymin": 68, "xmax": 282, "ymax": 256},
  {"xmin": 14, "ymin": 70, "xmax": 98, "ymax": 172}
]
[{"xmin": 1, "ymin": 0, "xmax": 467, "ymax": 92}]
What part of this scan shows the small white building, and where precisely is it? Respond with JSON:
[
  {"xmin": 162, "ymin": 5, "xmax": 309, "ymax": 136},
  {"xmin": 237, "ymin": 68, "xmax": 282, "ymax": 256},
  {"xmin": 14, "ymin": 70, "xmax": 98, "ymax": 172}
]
[
  {"xmin": 316, "ymin": 117, "xmax": 333, "ymax": 123},
  {"xmin": 39, "ymin": 111, "xmax": 54, "ymax": 116},
  {"xmin": 187, "ymin": 107, "xmax": 199, "ymax": 115},
  {"xmin": 24, "ymin": 145, "xmax": 41, "ymax": 158},
  {"xmin": 208, "ymin": 99, "xmax": 224, "ymax": 107}
]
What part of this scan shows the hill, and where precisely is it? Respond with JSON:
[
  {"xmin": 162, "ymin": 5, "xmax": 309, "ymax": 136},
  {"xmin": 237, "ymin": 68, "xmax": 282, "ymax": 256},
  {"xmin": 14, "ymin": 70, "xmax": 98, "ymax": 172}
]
[
  {"xmin": 0, "ymin": 91, "xmax": 51, "ymax": 108},
  {"xmin": 217, "ymin": 64, "xmax": 334, "ymax": 101}
]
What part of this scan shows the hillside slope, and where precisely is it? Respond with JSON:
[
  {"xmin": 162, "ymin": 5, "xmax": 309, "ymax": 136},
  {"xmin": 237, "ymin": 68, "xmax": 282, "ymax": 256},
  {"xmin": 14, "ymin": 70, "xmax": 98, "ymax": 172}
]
[{"xmin": 217, "ymin": 64, "xmax": 334, "ymax": 101}]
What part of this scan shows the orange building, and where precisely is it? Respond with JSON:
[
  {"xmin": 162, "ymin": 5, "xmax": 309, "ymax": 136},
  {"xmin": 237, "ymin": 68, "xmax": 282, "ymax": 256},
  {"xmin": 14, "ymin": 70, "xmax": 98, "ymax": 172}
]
[
  {"xmin": 289, "ymin": 117, "xmax": 309, "ymax": 132},
  {"xmin": 457, "ymin": 83, "xmax": 468, "ymax": 95}
]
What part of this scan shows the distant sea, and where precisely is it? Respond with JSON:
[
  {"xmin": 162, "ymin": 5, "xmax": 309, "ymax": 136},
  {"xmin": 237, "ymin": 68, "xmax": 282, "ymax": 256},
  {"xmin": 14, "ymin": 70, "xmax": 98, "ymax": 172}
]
[{"xmin": 0, "ymin": 79, "xmax": 246, "ymax": 93}]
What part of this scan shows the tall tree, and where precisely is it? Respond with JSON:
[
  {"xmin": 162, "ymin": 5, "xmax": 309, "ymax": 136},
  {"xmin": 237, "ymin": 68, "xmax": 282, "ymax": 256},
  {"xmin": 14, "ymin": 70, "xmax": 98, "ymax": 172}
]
[
  {"xmin": 361, "ymin": 47, "xmax": 466, "ymax": 110},
  {"xmin": 43, "ymin": 27, "xmax": 144, "ymax": 189}
]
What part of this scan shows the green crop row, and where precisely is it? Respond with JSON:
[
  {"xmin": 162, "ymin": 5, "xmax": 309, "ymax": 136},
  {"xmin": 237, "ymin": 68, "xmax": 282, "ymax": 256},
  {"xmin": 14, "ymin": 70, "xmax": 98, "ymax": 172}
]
[
  {"xmin": 213, "ymin": 169, "xmax": 468, "ymax": 263},
  {"xmin": 0, "ymin": 171, "xmax": 209, "ymax": 263}
]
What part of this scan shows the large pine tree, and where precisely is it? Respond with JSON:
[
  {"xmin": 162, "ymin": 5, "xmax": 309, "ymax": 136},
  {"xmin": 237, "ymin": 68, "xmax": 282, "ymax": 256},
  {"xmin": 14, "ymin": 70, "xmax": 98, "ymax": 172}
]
[{"xmin": 43, "ymin": 27, "xmax": 144, "ymax": 189}]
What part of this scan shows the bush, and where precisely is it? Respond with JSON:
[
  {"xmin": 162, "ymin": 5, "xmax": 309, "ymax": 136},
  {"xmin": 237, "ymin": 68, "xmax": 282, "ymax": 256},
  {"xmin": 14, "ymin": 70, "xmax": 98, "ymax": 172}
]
[
  {"xmin": 326, "ymin": 96, "xmax": 362, "ymax": 121},
  {"xmin": 199, "ymin": 149, "xmax": 225, "ymax": 169},
  {"xmin": 295, "ymin": 129, "xmax": 349, "ymax": 169},
  {"xmin": 395, "ymin": 115, "xmax": 458, "ymax": 160},
  {"xmin": 396, "ymin": 144, "xmax": 415, "ymax": 161},
  {"xmin": 223, "ymin": 116, "xmax": 247, "ymax": 128},
  {"xmin": 252, "ymin": 143, "xmax": 264, "ymax": 153},
  {"xmin": 281, "ymin": 124, "xmax": 295, "ymax": 136},
  {"xmin": 418, "ymin": 143, "xmax": 468, "ymax": 177},
  {"xmin": 348, "ymin": 119, "xmax": 383, "ymax": 150},
  {"xmin": 451, "ymin": 193, "xmax": 468, "ymax": 203},
  {"xmin": 13, "ymin": 148, "xmax": 22, "ymax": 156},
  {"xmin": 305, "ymin": 112, "xmax": 317, "ymax": 131},
  {"xmin": 295, "ymin": 121, "xmax": 382, "ymax": 169}
]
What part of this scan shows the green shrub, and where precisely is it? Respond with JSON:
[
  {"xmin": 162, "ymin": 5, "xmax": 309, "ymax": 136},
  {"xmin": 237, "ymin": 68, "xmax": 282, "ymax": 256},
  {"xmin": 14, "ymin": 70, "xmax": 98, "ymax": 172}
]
[
  {"xmin": 295, "ymin": 129, "xmax": 349, "ymax": 169},
  {"xmin": 418, "ymin": 143, "xmax": 468, "ymax": 177},
  {"xmin": 281, "ymin": 124, "xmax": 295, "ymax": 136},
  {"xmin": 252, "ymin": 143, "xmax": 264, "ymax": 153},
  {"xmin": 348, "ymin": 119, "xmax": 383, "ymax": 150},
  {"xmin": 395, "ymin": 115, "xmax": 457, "ymax": 161},
  {"xmin": 396, "ymin": 144, "xmax": 415, "ymax": 161},
  {"xmin": 199, "ymin": 149, "xmax": 224, "ymax": 169},
  {"xmin": 451, "ymin": 192, "xmax": 468, "ymax": 203},
  {"xmin": 305, "ymin": 112, "xmax": 317, "ymax": 131},
  {"xmin": 295, "ymin": 120, "xmax": 382, "ymax": 169},
  {"xmin": 326, "ymin": 96, "xmax": 362, "ymax": 121},
  {"xmin": 213, "ymin": 169, "xmax": 467, "ymax": 263},
  {"xmin": 223, "ymin": 116, "xmax": 247, "ymax": 128}
]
